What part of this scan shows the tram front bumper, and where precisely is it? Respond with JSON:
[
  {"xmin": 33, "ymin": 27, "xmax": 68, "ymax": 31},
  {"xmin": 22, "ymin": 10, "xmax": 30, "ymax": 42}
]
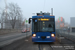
[{"xmin": 32, "ymin": 36, "xmax": 55, "ymax": 42}]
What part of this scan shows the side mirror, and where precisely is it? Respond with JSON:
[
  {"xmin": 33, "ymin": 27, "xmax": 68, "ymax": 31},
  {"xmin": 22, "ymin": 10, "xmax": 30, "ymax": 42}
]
[{"xmin": 29, "ymin": 18, "xmax": 32, "ymax": 24}]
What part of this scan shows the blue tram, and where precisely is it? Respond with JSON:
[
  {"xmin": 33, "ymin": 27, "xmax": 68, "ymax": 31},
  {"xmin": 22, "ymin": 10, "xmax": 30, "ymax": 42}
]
[{"xmin": 29, "ymin": 12, "xmax": 56, "ymax": 42}]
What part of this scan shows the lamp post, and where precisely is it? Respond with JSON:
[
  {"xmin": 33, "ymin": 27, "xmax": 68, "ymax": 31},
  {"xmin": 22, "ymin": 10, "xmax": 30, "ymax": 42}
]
[
  {"xmin": 25, "ymin": 19, "xmax": 28, "ymax": 37},
  {"xmin": 68, "ymin": 27, "xmax": 69, "ymax": 39},
  {"xmin": 4, "ymin": 0, "xmax": 7, "ymax": 21}
]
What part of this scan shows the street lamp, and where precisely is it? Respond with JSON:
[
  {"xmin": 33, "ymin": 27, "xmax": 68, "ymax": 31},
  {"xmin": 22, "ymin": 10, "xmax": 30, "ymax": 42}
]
[{"xmin": 4, "ymin": 0, "xmax": 8, "ymax": 21}]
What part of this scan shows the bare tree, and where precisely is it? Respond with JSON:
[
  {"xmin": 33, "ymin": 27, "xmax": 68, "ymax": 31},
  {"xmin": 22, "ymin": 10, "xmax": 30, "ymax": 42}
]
[
  {"xmin": 8, "ymin": 3, "xmax": 23, "ymax": 29},
  {"xmin": 0, "ymin": 9, "xmax": 6, "ymax": 29}
]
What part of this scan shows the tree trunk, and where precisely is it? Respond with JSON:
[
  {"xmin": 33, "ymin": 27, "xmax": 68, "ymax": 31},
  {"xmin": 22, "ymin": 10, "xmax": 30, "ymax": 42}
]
[
  {"xmin": 12, "ymin": 25, "xmax": 14, "ymax": 29},
  {"xmin": 12, "ymin": 23, "xmax": 15, "ymax": 29},
  {"xmin": 12, "ymin": 21, "xmax": 15, "ymax": 29},
  {"xmin": 1, "ymin": 23, "xmax": 3, "ymax": 29}
]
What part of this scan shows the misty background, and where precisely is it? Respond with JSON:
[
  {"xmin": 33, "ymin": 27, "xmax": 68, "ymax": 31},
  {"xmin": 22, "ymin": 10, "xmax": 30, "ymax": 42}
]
[{"xmin": 0, "ymin": 0, "xmax": 75, "ymax": 23}]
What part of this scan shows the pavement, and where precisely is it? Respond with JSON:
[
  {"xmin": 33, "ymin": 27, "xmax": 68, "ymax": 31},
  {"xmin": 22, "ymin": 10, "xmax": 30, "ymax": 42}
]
[
  {"xmin": 65, "ymin": 32, "xmax": 75, "ymax": 36},
  {"xmin": 0, "ymin": 31, "xmax": 75, "ymax": 50},
  {"xmin": 0, "ymin": 35, "xmax": 75, "ymax": 50},
  {"xmin": 56, "ymin": 30, "xmax": 75, "ymax": 42},
  {"xmin": 0, "ymin": 32, "xmax": 31, "ymax": 47},
  {"xmin": 59, "ymin": 31, "xmax": 75, "ymax": 36}
]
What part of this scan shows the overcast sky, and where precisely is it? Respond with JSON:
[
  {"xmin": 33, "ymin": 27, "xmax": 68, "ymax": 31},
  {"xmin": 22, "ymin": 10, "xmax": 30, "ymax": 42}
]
[{"xmin": 0, "ymin": 0, "xmax": 75, "ymax": 23}]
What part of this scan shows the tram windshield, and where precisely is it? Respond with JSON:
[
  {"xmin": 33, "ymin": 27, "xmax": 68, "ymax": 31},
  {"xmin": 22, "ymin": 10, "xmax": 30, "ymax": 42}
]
[{"xmin": 32, "ymin": 18, "xmax": 55, "ymax": 32}]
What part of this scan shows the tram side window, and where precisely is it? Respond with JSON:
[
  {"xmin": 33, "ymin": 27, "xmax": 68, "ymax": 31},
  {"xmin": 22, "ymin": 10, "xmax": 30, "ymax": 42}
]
[
  {"xmin": 32, "ymin": 19, "xmax": 38, "ymax": 32},
  {"xmin": 34, "ymin": 22, "xmax": 38, "ymax": 32},
  {"xmin": 32, "ymin": 20, "xmax": 34, "ymax": 32}
]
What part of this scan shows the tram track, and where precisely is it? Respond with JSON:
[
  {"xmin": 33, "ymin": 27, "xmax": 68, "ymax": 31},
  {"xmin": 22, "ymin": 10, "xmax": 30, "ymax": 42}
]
[
  {"xmin": 38, "ymin": 43, "xmax": 54, "ymax": 50},
  {"xmin": 49, "ymin": 44, "xmax": 53, "ymax": 50}
]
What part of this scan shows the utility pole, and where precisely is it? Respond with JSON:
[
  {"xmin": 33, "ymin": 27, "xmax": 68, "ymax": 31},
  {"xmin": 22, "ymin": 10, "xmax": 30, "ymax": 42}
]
[
  {"xmin": 4, "ymin": 0, "xmax": 7, "ymax": 21},
  {"xmin": 26, "ymin": 19, "xmax": 28, "ymax": 37},
  {"xmin": 51, "ymin": 8, "xmax": 53, "ymax": 15}
]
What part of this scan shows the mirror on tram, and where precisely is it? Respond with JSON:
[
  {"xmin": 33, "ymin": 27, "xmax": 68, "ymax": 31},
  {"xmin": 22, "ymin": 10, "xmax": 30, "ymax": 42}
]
[{"xmin": 29, "ymin": 18, "xmax": 31, "ymax": 24}]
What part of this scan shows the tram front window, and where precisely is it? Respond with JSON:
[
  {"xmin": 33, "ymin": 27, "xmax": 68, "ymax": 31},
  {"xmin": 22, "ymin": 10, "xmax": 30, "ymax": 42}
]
[
  {"xmin": 41, "ymin": 27, "xmax": 53, "ymax": 32},
  {"xmin": 32, "ymin": 19, "xmax": 55, "ymax": 32},
  {"xmin": 40, "ymin": 22, "xmax": 55, "ymax": 32}
]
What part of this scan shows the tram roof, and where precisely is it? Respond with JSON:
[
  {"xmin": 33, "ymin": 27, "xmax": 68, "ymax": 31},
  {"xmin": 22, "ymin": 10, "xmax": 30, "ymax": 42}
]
[{"xmin": 32, "ymin": 15, "xmax": 55, "ymax": 18}]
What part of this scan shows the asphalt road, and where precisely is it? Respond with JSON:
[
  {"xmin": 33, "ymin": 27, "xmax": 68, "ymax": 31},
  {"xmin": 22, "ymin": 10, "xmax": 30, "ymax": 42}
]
[
  {"xmin": 0, "ymin": 35, "xmax": 75, "ymax": 50},
  {"xmin": 0, "ymin": 32, "xmax": 31, "ymax": 47}
]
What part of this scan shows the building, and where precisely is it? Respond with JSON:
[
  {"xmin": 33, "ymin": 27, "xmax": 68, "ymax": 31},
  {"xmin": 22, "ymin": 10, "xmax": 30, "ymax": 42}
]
[
  {"xmin": 56, "ymin": 17, "xmax": 65, "ymax": 29},
  {"xmin": 70, "ymin": 17, "xmax": 75, "ymax": 32}
]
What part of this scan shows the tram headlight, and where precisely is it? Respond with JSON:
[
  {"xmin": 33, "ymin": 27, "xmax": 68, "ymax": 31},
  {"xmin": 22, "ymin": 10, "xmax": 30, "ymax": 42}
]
[
  {"xmin": 51, "ymin": 34, "xmax": 55, "ymax": 37},
  {"xmin": 33, "ymin": 34, "xmax": 36, "ymax": 37}
]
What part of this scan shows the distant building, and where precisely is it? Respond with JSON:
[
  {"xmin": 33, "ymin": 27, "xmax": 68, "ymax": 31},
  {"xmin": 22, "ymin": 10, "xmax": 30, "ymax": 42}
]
[
  {"xmin": 63, "ymin": 22, "xmax": 70, "ymax": 30},
  {"xmin": 70, "ymin": 17, "xmax": 75, "ymax": 32},
  {"xmin": 64, "ymin": 23, "xmax": 69, "ymax": 27},
  {"xmin": 56, "ymin": 17, "xmax": 65, "ymax": 29},
  {"xmin": 55, "ymin": 20, "xmax": 60, "ymax": 29}
]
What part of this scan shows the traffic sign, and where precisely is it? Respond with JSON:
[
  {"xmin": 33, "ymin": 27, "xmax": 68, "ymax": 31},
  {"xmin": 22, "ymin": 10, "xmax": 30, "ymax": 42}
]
[{"xmin": 26, "ymin": 20, "xmax": 28, "ymax": 23}]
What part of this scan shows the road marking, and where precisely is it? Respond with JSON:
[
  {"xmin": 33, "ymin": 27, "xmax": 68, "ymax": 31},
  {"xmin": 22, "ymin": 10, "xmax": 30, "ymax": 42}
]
[{"xmin": 25, "ymin": 40, "xmax": 28, "ymax": 41}]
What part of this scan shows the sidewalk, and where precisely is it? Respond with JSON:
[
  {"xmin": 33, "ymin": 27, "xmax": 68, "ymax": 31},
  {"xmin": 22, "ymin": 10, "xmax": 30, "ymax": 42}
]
[
  {"xmin": 70, "ymin": 32, "xmax": 75, "ymax": 36},
  {"xmin": 0, "ymin": 32, "xmax": 21, "ymax": 36},
  {"xmin": 0, "ymin": 32, "xmax": 31, "ymax": 47},
  {"xmin": 57, "ymin": 31, "xmax": 75, "ymax": 42},
  {"xmin": 64, "ymin": 32, "xmax": 75, "ymax": 36},
  {"xmin": 0, "ymin": 33, "xmax": 22, "ymax": 37}
]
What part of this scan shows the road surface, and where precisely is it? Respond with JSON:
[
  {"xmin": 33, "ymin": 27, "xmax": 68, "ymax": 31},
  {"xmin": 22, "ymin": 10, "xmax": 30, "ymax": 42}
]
[
  {"xmin": 0, "ymin": 32, "xmax": 31, "ymax": 47},
  {"xmin": 0, "ymin": 32, "xmax": 75, "ymax": 50}
]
